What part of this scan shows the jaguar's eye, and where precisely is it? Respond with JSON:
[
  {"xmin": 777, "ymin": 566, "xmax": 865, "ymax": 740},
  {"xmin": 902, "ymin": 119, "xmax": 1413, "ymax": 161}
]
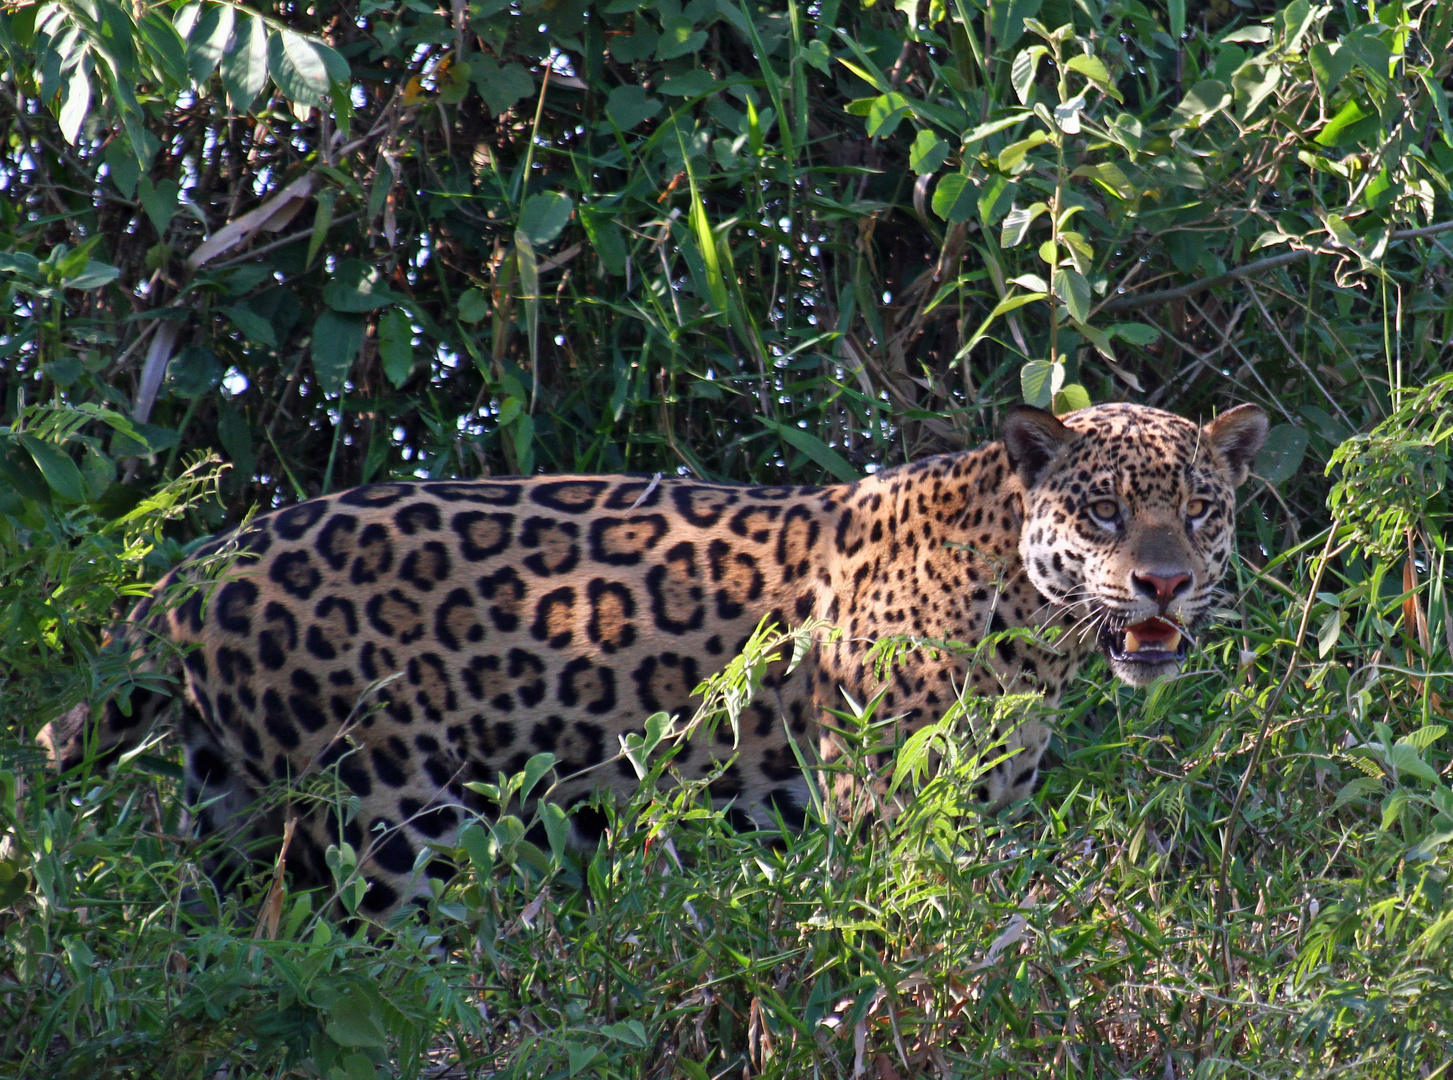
[
  {"xmin": 1089, "ymin": 499, "xmax": 1120, "ymax": 522},
  {"xmin": 1185, "ymin": 498, "xmax": 1209, "ymax": 519}
]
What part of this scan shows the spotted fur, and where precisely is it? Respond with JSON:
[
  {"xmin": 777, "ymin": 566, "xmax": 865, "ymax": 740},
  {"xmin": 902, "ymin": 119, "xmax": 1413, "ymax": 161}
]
[{"xmin": 37, "ymin": 402, "xmax": 1266, "ymax": 918}]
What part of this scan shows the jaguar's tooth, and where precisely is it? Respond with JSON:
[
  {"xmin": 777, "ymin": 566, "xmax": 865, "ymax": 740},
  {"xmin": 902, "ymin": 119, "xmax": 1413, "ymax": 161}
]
[
  {"xmin": 1164, "ymin": 628, "xmax": 1182, "ymax": 653},
  {"xmin": 1124, "ymin": 628, "xmax": 1141, "ymax": 653}
]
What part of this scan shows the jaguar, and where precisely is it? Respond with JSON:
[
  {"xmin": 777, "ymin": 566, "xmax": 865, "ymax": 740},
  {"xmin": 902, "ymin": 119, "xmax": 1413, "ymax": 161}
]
[{"xmin": 38, "ymin": 401, "xmax": 1268, "ymax": 918}]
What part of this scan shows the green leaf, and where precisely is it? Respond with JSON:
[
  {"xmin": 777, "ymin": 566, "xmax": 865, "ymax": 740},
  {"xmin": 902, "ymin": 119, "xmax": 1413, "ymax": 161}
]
[
  {"xmin": 566, "ymin": 1041, "xmax": 599, "ymax": 1076},
  {"xmin": 325, "ymin": 993, "xmax": 387, "ymax": 1048},
  {"xmin": 1388, "ymin": 744, "xmax": 1440, "ymax": 785},
  {"xmin": 457, "ymin": 289, "xmax": 488, "ymax": 324},
  {"xmin": 167, "ymin": 344, "xmax": 223, "ymax": 398},
  {"xmin": 655, "ymin": 16, "xmax": 706, "ymax": 60},
  {"xmin": 977, "ymin": 174, "xmax": 1017, "ymax": 228},
  {"xmin": 1332, "ymin": 775, "xmax": 1384, "ymax": 810},
  {"xmin": 64, "ymin": 260, "xmax": 120, "ymax": 291},
  {"xmin": 1020, "ymin": 359, "xmax": 1063, "ymax": 409},
  {"xmin": 1253, "ymin": 424, "xmax": 1307, "ymax": 484},
  {"xmin": 580, "ymin": 207, "xmax": 627, "ymax": 275},
  {"xmin": 866, "ymin": 92, "xmax": 910, "ymax": 138},
  {"xmin": 908, "ymin": 129, "xmax": 948, "ymax": 175},
  {"xmin": 606, "ymin": 85, "xmax": 661, "ymax": 130},
  {"xmin": 1308, "ymin": 42, "xmax": 1353, "ymax": 96},
  {"xmin": 997, "ymin": 130, "xmax": 1048, "ymax": 173},
  {"xmin": 183, "ymin": 2, "xmax": 235, "ymax": 83},
  {"xmin": 58, "ymin": 60, "xmax": 92, "ymax": 145},
  {"xmin": 378, "ymin": 308, "xmax": 414, "ymax": 386},
  {"xmin": 1000, "ymin": 202, "xmax": 1047, "ymax": 248},
  {"xmin": 661, "ymin": 69, "xmax": 716, "ymax": 96},
  {"xmin": 761, "ymin": 420, "xmax": 859, "ymax": 482},
  {"xmin": 1054, "ymin": 383, "xmax": 1091, "ymax": 413},
  {"xmin": 1052, "ymin": 267, "xmax": 1091, "ymax": 322},
  {"xmin": 1339, "ymin": 25, "xmax": 1392, "ymax": 90},
  {"xmin": 1011, "ymin": 46, "xmax": 1048, "ymax": 104},
  {"xmin": 139, "ymin": 13, "xmax": 190, "ymax": 86},
  {"xmin": 323, "ymin": 258, "xmax": 395, "ymax": 312},
  {"xmin": 1064, "ymin": 53, "xmax": 1122, "ymax": 102},
  {"xmin": 518, "ymin": 192, "xmax": 573, "ymax": 247},
  {"xmin": 1315, "ymin": 98, "xmax": 1373, "ymax": 148},
  {"xmin": 1231, "ymin": 60, "xmax": 1282, "ymax": 122},
  {"xmin": 311, "ymin": 310, "xmax": 366, "ymax": 395},
  {"xmin": 1170, "ymin": 80, "xmax": 1230, "ymax": 128},
  {"xmin": 221, "ymin": 15, "xmax": 268, "ymax": 112},
  {"xmin": 19, "ymin": 435, "xmax": 85, "ymax": 503},
  {"xmin": 138, "ymin": 176, "xmax": 180, "ymax": 234},
  {"xmin": 519, "ymin": 752, "xmax": 556, "ymax": 801},
  {"xmin": 1316, "ymin": 608, "xmax": 1343, "ymax": 659},
  {"xmin": 223, "ymin": 303, "xmax": 277, "ymax": 346},
  {"xmin": 473, "ymin": 58, "xmax": 535, "ymax": 115},
  {"xmin": 1109, "ymin": 322, "xmax": 1159, "ymax": 346},
  {"xmin": 268, "ymin": 29, "xmax": 330, "ymax": 108},
  {"xmin": 931, "ymin": 173, "xmax": 974, "ymax": 222}
]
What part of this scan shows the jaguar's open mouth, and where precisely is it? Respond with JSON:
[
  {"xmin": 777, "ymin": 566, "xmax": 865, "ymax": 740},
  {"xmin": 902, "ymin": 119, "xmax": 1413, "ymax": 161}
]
[{"xmin": 1100, "ymin": 616, "xmax": 1190, "ymax": 667}]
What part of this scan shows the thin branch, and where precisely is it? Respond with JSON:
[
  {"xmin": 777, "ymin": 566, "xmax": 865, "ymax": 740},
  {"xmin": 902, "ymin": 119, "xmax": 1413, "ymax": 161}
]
[{"xmin": 1101, "ymin": 218, "xmax": 1453, "ymax": 312}]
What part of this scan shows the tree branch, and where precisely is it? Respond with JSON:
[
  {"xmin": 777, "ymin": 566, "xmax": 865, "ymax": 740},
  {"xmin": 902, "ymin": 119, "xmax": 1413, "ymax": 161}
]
[{"xmin": 1099, "ymin": 218, "xmax": 1453, "ymax": 313}]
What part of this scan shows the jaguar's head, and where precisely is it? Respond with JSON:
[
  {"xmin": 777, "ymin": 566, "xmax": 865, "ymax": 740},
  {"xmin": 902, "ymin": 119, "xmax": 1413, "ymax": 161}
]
[{"xmin": 1004, "ymin": 401, "xmax": 1268, "ymax": 686}]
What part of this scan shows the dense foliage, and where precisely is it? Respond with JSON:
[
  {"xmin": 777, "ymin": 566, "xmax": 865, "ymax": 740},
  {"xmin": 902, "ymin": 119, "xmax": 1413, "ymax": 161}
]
[{"xmin": 2, "ymin": 0, "xmax": 1453, "ymax": 1075}]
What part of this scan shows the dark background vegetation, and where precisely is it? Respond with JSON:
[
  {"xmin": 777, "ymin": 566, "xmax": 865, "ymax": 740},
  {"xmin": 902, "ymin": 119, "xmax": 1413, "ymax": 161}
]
[{"xmin": 2, "ymin": 0, "xmax": 1453, "ymax": 1075}]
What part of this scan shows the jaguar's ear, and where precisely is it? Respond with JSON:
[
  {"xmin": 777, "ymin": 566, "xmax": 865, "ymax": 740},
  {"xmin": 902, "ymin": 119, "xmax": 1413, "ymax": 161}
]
[
  {"xmin": 1203, "ymin": 404, "xmax": 1268, "ymax": 486},
  {"xmin": 1002, "ymin": 405, "xmax": 1074, "ymax": 487}
]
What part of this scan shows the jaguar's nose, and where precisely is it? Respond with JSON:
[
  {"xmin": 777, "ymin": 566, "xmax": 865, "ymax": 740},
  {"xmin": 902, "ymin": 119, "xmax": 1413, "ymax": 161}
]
[{"xmin": 1131, "ymin": 570, "xmax": 1192, "ymax": 608}]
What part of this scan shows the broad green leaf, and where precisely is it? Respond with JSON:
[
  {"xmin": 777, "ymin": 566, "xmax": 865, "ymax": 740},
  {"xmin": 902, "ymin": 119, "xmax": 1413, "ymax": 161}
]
[
  {"xmin": 138, "ymin": 176, "xmax": 180, "ymax": 234},
  {"xmin": 1308, "ymin": 42, "xmax": 1353, "ymax": 97},
  {"xmin": 1170, "ymin": 80, "xmax": 1230, "ymax": 128},
  {"xmin": 1052, "ymin": 267, "xmax": 1091, "ymax": 322},
  {"xmin": 866, "ymin": 92, "xmax": 910, "ymax": 138},
  {"xmin": 19, "ymin": 435, "xmax": 85, "ymax": 503},
  {"xmin": 997, "ymin": 130, "xmax": 1048, "ymax": 173},
  {"xmin": 1388, "ymin": 744, "xmax": 1440, "ymax": 785},
  {"xmin": 139, "ymin": 12, "xmax": 190, "ymax": 86},
  {"xmin": 311, "ymin": 310, "xmax": 366, "ymax": 395},
  {"xmin": 1109, "ymin": 322, "xmax": 1159, "ymax": 346},
  {"xmin": 908, "ymin": 129, "xmax": 948, "ymax": 175},
  {"xmin": 519, "ymin": 752, "xmax": 556, "ymax": 800},
  {"xmin": 58, "ymin": 59, "xmax": 92, "ymax": 145},
  {"xmin": 661, "ymin": 69, "xmax": 716, "ymax": 96},
  {"xmin": 977, "ymin": 174, "xmax": 1017, "ymax": 228},
  {"xmin": 1231, "ymin": 60, "xmax": 1282, "ymax": 122},
  {"xmin": 221, "ymin": 15, "xmax": 268, "ymax": 112},
  {"xmin": 1332, "ymin": 775, "xmax": 1383, "ymax": 810},
  {"xmin": 323, "ymin": 259, "xmax": 395, "ymax": 312},
  {"xmin": 1316, "ymin": 608, "xmax": 1343, "ymax": 659},
  {"xmin": 64, "ymin": 260, "xmax": 120, "ymax": 291},
  {"xmin": 1054, "ymin": 383, "xmax": 1091, "ymax": 413},
  {"xmin": 579, "ymin": 206, "xmax": 627, "ymax": 275},
  {"xmin": 1315, "ymin": 98, "xmax": 1373, "ymax": 148},
  {"xmin": 457, "ymin": 289, "xmax": 488, "ymax": 323},
  {"xmin": 1254, "ymin": 423, "xmax": 1308, "ymax": 484},
  {"xmin": 1339, "ymin": 25, "xmax": 1392, "ymax": 90},
  {"xmin": 655, "ymin": 16, "xmax": 706, "ymax": 60},
  {"xmin": 1011, "ymin": 45, "xmax": 1048, "ymax": 104},
  {"xmin": 473, "ymin": 57, "xmax": 535, "ymax": 114},
  {"xmin": 1000, "ymin": 201, "xmax": 1048, "ymax": 248},
  {"xmin": 1064, "ymin": 53, "xmax": 1122, "ymax": 102},
  {"xmin": 223, "ymin": 303, "xmax": 277, "ymax": 346},
  {"xmin": 1071, "ymin": 161, "xmax": 1135, "ymax": 199},
  {"xmin": 606, "ymin": 84, "xmax": 661, "ymax": 130},
  {"xmin": 965, "ymin": 290, "xmax": 1047, "ymax": 351},
  {"xmin": 183, "ymin": 2, "xmax": 235, "ymax": 83},
  {"xmin": 269, "ymin": 29, "xmax": 330, "ymax": 108},
  {"xmin": 762, "ymin": 420, "xmax": 858, "ymax": 482},
  {"xmin": 518, "ymin": 191, "xmax": 573, "ymax": 247},
  {"xmin": 378, "ymin": 307, "xmax": 414, "ymax": 386},
  {"xmin": 1020, "ymin": 359, "xmax": 1063, "ymax": 408},
  {"xmin": 324, "ymin": 993, "xmax": 387, "ymax": 1048},
  {"xmin": 931, "ymin": 173, "xmax": 975, "ymax": 222}
]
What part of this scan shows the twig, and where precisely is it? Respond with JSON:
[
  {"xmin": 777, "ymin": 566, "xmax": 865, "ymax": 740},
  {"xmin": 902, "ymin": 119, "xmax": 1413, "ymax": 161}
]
[{"xmin": 1101, "ymin": 218, "xmax": 1453, "ymax": 312}]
